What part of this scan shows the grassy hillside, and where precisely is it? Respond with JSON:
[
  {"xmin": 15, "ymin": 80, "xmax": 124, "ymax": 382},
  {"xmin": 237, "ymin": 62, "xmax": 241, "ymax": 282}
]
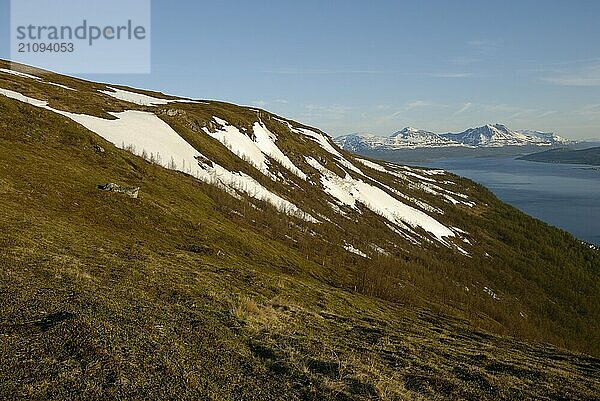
[
  {"xmin": 0, "ymin": 61, "xmax": 599, "ymax": 399},
  {"xmin": 520, "ymin": 146, "xmax": 600, "ymax": 166}
]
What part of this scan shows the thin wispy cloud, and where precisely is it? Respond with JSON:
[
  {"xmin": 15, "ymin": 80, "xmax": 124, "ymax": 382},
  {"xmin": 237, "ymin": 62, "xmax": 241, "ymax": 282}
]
[
  {"xmin": 483, "ymin": 104, "xmax": 539, "ymax": 121},
  {"xmin": 405, "ymin": 100, "xmax": 433, "ymax": 110},
  {"xmin": 448, "ymin": 57, "xmax": 481, "ymax": 65},
  {"xmin": 467, "ymin": 39, "xmax": 503, "ymax": 53},
  {"xmin": 376, "ymin": 109, "xmax": 405, "ymax": 125},
  {"xmin": 542, "ymin": 63, "xmax": 600, "ymax": 86},
  {"xmin": 427, "ymin": 72, "xmax": 473, "ymax": 78},
  {"xmin": 485, "ymin": 104, "xmax": 532, "ymax": 114},
  {"xmin": 251, "ymin": 100, "xmax": 268, "ymax": 106},
  {"xmin": 455, "ymin": 102, "xmax": 473, "ymax": 115},
  {"xmin": 468, "ymin": 40, "xmax": 488, "ymax": 47},
  {"xmin": 264, "ymin": 68, "xmax": 472, "ymax": 78},
  {"xmin": 302, "ymin": 104, "xmax": 352, "ymax": 121},
  {"xmin": 509, "ymin": 111, "xmax": 528, "ymax": 119},
  {"xmin": 574, "ymin": 104, "xmax": 600, "ymax": 119},
  {"xmin": 264, "ymin": 68, "xmax": 403, "ymax": 75},
  {"xmin": 519, "ymin": 57, "xmax": 600, "ymax": 73},
  {"xmin": 375, "ymin": 100, "xmax": 438, "ymax": 125}
]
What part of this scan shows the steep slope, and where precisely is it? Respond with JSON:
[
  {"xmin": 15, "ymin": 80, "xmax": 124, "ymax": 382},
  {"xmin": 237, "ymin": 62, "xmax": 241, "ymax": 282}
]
[{"xmin": 1, "ymin": 61, "xmax": 599, "ymax": 399}]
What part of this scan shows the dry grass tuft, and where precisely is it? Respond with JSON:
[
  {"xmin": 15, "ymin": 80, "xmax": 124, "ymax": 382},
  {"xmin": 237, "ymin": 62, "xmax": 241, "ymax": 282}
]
[{"xmin": 230, "ymin": 295, "xmax": 279, "ymax": 327}]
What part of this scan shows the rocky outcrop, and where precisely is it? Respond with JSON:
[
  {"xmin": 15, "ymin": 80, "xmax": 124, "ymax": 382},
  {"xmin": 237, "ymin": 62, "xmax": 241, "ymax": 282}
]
[{"xmin": 97, "ymin": 183, "xmax": 139, "ymax": 198}]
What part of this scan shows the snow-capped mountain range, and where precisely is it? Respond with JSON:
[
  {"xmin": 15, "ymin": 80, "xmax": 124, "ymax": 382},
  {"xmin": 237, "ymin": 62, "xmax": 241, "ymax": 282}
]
[{"xmin": 335, "ymin": 124, "xmax": 571, "ymax": 151}]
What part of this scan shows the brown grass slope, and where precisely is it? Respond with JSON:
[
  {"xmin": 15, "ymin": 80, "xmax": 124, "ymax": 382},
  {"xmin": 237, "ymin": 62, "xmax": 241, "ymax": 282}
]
[{"xmin": 0, "ymin": 61, "xmax": 599, "ymax": 399}]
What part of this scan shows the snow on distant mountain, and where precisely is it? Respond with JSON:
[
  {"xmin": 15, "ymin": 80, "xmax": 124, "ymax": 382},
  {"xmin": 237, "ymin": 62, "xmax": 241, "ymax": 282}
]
[
  {"xmin": 391, "ymin": 127, "xmax": 461, "ymax": 148},
  {"xmin": 515, "ymin": 130, "xmax": 570, "ymax": 145},
  {"xmin": 441, "ymin": 124, "xmax": 529, "ymax": 147},
  {"xmin": 334, "ymin": 133, "xmax": 390, "ymax": 152},
  {"xmin": 441, "ymin": 124, "xmax": 571, "ymax": 147},
  {"xmin": 335, "ymin": 124, "xmax": 570, "ymax": 151},
  {"xmin": 336, "ymin": 128, "xmax": 459, "ymax": 152}
]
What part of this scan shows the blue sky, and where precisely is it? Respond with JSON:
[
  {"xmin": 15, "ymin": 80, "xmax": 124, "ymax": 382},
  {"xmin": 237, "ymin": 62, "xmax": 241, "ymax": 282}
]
[{"xmin": 1, "ymin": 0, "xmax": 599, "ymax": 139}]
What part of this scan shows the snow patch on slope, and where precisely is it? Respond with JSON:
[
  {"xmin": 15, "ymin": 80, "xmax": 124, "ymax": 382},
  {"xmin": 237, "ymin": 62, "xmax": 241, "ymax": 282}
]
[
  {"xmin": 251, "ymin": 121, "xmax": 307, "ymax": 180},
  {"xmin": 99, "ymin": 87, "xmax": 198, "ymax": 106},
  {"xmin": 0, "ymin": 67, "xmax": 76, "ymax": 91},
  {"xmin": 204, "ymin": 117, "xmax": 271, "ymax": 176},
  {"xmin": 0, "ymin": 88, "xmax": 316, "ymax": 222},
  {"xmin": 305, "ymin": 156, "xmax": 455, "ymax": 243},
  {"xmin": 276, "ymin": 119, "xmax": 364, "ymax": 175},
  {"xmin": 344, "ymin": 243, "xmax": 368, "ymax": 258},
  {"xmin": 46, "ymin": 82, "xmax": 76, "ymax": 91},
  {"xmin": 355, "ymin": 158, "xmax": 386, "ymax": 172},
  {"xmin": 0, "ymin": 68, "xmax": 42, "ymax": 80},
  {"xmin": 203, "ymin": 118, "xmax": 307, "ymax": 180},
  {"xmin": 386, "ymin": 166, "xmax": 475, "ymax": 208},
  {"xmin": 0, "ymin": 88, "xmax": 47, "ymax": 106}
]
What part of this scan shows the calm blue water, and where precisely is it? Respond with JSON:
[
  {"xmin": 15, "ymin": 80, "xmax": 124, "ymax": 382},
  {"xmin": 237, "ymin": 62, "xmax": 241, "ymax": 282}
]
[{"xmin": 414, "ymin": 157, "xmax": 600, "ymax": 245}]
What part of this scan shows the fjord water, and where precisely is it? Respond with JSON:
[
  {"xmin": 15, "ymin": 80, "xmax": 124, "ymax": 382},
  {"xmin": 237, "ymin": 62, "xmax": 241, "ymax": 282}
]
[{"xmin": 416, "ymin": 157, "xmax": 600, "ymax": 245}]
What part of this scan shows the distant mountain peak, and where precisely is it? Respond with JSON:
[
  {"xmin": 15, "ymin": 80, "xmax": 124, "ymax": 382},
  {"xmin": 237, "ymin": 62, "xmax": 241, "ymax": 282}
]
[
  {"xmin": 399, "ymin": 126, "xmax": 422, "ymax": 132},
  {"xmin": 335, "ymin": 123, "xmax": 571, "ymax": 151},
  {"xmin": 393, "ymin": 126, "xmax": 436, "ymax": 136}
]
